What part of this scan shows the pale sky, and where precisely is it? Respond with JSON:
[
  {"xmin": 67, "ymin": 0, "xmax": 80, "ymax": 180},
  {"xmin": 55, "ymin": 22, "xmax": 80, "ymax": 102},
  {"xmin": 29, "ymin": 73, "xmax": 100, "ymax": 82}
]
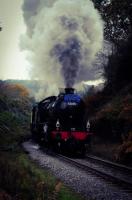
[{"xmin": 0, "ymin": 0, "xmax": 30, "ymax": 80}]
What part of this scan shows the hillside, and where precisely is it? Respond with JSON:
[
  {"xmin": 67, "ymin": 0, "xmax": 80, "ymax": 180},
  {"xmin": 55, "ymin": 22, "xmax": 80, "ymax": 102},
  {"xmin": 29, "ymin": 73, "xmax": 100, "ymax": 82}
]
[
  {"xmin": 83, "ymin": 2, "xmax": 132, "ymax": 164},
  {"xmin": 84, "ymin": 81, "xmax": 132, "ymax": 165},
  {"xmin": 6, "ymin": 79, "xmax": 42, "ymax": 97},
  {"xmin": 0, "ymin": 81, "xmax": 82, "ymax": 200}
]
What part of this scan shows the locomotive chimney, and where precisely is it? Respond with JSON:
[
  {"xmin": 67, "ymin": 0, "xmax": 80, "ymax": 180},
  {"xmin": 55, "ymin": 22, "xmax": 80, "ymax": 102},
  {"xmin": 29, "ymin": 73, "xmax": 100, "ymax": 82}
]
[{"xmin": 65, "ymin": 88, "xmax": 75, "ymax": 94}]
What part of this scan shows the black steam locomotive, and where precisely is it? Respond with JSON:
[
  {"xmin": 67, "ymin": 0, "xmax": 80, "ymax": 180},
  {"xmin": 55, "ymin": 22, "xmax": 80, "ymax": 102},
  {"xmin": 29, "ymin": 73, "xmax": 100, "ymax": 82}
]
[{"xmin": 31, "ymin": 88, "xmax": 91, "ymax": 155}]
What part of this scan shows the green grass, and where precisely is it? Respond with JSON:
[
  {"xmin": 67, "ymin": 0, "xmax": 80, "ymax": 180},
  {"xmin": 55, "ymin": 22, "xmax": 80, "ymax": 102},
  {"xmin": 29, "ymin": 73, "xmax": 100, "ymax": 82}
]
[{"xmin": 0, "ymin": 151, "xmax": 83, "ymax": 200}]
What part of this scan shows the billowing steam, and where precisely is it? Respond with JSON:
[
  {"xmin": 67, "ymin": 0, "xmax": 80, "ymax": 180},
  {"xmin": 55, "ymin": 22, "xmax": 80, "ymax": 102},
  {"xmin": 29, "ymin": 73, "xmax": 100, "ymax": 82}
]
[
  {"xmin": 51, "ymin": 36, "xmax": 82, "ymax": 87},
  {"xmin": 21, "ymin": 0, "xmax": 104, "ymax": 97}
]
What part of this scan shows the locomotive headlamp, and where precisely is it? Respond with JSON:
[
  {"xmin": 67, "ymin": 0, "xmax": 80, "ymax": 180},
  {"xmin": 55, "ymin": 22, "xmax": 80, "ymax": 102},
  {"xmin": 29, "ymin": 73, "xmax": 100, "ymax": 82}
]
[
  {"xmin": 86, "ymin": 120, "xmax": 90, "ymax": 132},
  {"xmin": 71, "ymin": 128, "xmax": 75, "ymax": 131},
  {"xmin": 56, "ymin": 119, "xmax": 60, "ymax": 130},
  {"xmin": 43, "ymin": 123, "xmax": 48, "ymax": 133}
]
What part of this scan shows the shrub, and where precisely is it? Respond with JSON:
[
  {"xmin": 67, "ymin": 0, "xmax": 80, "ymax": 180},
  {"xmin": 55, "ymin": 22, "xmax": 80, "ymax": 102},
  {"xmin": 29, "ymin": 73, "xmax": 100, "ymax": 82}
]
[{"xmin": 115, "ymin": 132, "xmax": 132, "ymax": 164}]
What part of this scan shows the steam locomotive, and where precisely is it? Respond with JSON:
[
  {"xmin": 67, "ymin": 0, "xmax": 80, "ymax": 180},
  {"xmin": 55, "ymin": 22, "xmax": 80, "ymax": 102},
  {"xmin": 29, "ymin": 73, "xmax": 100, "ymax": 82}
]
[{"xmin": 31, "ymin": 88, "xmax": 91, "ymax": 155}]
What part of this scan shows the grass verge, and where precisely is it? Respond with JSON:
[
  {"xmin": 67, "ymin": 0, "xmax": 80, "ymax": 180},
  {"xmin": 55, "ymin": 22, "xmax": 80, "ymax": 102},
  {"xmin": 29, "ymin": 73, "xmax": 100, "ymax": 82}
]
[{"xmin": 0, "ymin": 150, "xmax": 84, "ymax": 200}]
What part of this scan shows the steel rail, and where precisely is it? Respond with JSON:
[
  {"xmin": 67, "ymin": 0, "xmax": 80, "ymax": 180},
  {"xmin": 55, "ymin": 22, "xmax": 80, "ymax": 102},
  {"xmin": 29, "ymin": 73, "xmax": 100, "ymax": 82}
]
[
  {"xmin": 86, "ymin": 155, "xmax": 132, "ymax": 175},
  {"xmin": 54, "ymin": 153, "xmax": 132, "ymax": 192}
]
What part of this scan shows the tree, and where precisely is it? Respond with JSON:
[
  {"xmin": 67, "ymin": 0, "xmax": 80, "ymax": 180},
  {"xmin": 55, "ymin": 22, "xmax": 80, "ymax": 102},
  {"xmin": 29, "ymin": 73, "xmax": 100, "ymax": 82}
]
[
  {"xmin": 104, "ymin": 33, "xmax": 132, "ymax": 93},
  {"xmin": 93, "ymin": 0, "xmax": 132, "ymax": 45},
  {"xmin": 92, "ymin": 1, "xmax": 132, "ymax": 92}
]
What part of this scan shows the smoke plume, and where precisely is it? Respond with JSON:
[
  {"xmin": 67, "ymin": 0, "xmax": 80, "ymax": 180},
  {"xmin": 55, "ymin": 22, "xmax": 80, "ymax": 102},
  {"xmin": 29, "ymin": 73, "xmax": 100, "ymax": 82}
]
[{"xmin": 21, "ymin": 0, "xmax": 104, "ymax": 96}]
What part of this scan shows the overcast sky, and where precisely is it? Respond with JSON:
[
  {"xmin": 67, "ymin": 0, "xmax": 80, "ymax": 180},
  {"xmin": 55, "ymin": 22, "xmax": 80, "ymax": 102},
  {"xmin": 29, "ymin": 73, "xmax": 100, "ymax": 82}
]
[
  {"xmin": 0, "ymin": 0, "xmax": 30, "ymax": 80},
  {"xmin": 0, "ymin": 0, "xmax": 104, "ymax": 85}
]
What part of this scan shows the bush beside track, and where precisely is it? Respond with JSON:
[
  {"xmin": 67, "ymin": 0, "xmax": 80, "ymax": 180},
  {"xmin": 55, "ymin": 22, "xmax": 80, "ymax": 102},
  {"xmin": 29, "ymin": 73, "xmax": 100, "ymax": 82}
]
[{"xmin": 85, "ymin": 83, "xmax": 132, "ymax": 165}]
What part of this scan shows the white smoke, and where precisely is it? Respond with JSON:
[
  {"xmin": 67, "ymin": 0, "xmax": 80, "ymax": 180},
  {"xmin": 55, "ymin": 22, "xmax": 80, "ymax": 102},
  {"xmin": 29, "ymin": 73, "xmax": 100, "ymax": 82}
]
[{"xmin": 21, "ymin": 0, "xmax": 104, "ymax": 99}]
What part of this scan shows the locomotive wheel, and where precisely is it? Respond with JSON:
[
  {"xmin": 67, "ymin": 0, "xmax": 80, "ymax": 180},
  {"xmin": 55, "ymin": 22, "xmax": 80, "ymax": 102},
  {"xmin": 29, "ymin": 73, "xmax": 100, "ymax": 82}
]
[
  {"xmin": 68, "ymin": 139, "xmax": 77, "ymax": 155},
  {"xmin": 32, "ymin": 130, "xmax": 39, "ymax": 142},
  {"xmin": 80, "ymin": 144, "xmax": 86, "ymax": 157},
  {"xmin": 52, "ymin": 141, "xmax": 61, "ymax": 153}
]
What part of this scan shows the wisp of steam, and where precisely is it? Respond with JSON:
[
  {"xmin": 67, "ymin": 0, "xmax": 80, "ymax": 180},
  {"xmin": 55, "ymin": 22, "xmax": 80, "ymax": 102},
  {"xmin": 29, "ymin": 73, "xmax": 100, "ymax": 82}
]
[{"xmin": 21, "ymin": 0, "xmax": 104, "ymax": 98}]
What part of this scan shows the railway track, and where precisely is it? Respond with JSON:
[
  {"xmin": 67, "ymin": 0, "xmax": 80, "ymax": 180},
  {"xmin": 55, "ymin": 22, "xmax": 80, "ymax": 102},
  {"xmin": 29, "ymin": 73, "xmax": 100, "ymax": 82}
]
[
  {"xmin": 53, "ymin": 153, "xmax": 132, "ymax": 192},
  {"xmin": 86, "ymin": 155, "xmax": 132, "ymax": 175},
  {"xmin": 31, "ymin": 140, "xmax": 132, "ymax": 193}
]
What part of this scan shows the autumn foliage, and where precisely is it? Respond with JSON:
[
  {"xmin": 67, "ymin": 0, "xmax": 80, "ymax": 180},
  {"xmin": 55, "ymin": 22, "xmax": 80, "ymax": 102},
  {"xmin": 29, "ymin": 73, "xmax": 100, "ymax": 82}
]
[{"xmin": 0, "ymin": 81, "xmax": 30, "ymax": 99}]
